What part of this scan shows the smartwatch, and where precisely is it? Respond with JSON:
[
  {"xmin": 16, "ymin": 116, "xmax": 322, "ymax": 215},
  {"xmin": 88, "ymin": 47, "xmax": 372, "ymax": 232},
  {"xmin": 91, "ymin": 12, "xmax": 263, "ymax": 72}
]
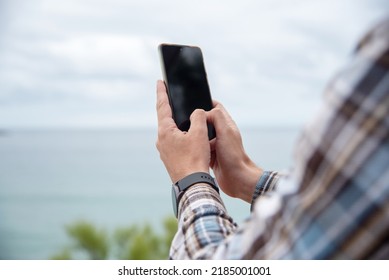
[{"xmin": 171, "ymin": 172, "xmax": 219, "ymax": 218}]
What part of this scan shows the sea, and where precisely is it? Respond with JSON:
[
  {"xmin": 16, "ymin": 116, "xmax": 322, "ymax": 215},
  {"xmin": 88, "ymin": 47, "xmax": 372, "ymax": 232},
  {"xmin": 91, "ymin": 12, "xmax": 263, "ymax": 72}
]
[{"xmin": 0, "ymin": 127, "xmax": 299, "ymax": 259}]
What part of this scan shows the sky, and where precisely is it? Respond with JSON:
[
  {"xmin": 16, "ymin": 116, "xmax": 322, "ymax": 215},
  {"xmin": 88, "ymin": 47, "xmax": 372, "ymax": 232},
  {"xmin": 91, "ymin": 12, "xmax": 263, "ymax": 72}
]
[{"xmin": 0, "ymin": 0, "xmax": 387, "ymax": 129}]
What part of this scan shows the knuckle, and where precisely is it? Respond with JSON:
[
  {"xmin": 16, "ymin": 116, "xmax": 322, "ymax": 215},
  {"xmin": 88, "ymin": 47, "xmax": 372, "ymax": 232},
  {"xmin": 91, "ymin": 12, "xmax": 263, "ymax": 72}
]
[
  {"xmin": 191, "ymin": 108, "xmax": 202, "ymax": 118},
  {"xmin": 158, "ymin": 127, "xmax": 166, "ymax": 139},
  {"xmin": 212, "ymin": 106, "xmax": 223, "ymax": 116}
]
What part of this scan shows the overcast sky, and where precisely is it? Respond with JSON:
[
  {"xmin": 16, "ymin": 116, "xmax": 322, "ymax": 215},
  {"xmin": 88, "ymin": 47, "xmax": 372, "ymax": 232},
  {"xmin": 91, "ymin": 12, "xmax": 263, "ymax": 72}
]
[{"xmin": 0, "ymin": 0, "xmax": 387, "ymax": 129}]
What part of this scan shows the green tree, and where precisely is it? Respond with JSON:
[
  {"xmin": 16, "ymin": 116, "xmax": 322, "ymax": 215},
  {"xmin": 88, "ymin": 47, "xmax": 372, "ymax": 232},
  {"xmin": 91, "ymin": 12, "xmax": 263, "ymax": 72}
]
[{"xmin": 51, "ymin": 216, "xmax": 177, "ymax": 260}]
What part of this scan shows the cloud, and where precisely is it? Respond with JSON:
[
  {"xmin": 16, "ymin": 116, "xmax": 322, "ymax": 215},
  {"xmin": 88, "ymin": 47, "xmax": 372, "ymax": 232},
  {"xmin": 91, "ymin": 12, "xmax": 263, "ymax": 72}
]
[
  {"xmin": 45, "ymin": 35, "xmax": 157, "ymax": 77},
  {"xmin": 1, "ymin": 34, "xmax": 160, "ymax": 93},
  {"xmin": 0, "ymin": 0, "xmax": 387, "ymax": 128}
]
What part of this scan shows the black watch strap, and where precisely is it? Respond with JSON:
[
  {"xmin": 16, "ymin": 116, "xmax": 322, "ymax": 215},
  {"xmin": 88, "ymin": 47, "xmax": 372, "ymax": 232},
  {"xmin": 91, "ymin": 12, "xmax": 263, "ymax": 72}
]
[
  {"xmin": 172, "ymin": 172, "xmax": 219, "ymax": 218},
  {"xmin": 175, "ymin": 172, "xmax": 219, "ymax": 194}
]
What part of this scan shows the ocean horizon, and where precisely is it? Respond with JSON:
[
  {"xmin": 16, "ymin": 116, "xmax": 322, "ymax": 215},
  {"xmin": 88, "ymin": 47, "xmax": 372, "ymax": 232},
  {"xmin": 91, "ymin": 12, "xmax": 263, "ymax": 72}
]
[{"xmin": 0, "ymin": 127, "xmax": 299, "ymax": 259}]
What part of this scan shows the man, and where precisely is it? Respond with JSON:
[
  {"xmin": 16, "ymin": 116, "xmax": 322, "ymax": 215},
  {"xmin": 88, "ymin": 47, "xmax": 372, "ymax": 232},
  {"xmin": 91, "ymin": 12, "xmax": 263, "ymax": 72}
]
[{"xmin": 156, "ymin": 19, "xmax": 389, "ymax": 259}]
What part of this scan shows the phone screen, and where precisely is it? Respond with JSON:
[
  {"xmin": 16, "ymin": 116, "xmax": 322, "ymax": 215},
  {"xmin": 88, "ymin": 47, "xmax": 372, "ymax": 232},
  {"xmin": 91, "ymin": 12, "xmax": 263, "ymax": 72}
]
[{"xmin": 159, "ymin": 44, "xmax": 215, "ymax": 139}]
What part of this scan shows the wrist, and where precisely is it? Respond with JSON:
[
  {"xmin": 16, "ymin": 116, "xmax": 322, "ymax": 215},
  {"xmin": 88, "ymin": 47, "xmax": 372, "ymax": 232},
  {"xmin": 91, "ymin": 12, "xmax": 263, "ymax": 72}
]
[
  {"xmin": 237, "ymin": 157, "xmax": 263, "ymax": 203},
  {"xmin": 170, "ymin": 167, "xmax": 210, "ymax": 184}
]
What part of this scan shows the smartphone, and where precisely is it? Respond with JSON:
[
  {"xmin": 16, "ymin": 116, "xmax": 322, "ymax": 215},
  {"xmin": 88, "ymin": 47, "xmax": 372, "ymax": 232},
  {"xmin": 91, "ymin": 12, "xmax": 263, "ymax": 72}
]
[{"xmin": 158, "ymin": 43, "xmax": 216, "ymax": 140}]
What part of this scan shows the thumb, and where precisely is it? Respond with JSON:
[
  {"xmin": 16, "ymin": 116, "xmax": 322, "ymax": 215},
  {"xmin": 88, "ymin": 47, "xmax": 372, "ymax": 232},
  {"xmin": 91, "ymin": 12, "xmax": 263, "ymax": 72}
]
[
  {"xmin": 189, "ymin": 109, "xmax": 208, "ymax": 137},
  {"xmin": 207, "ymin": 103, "xmax": 233, "ymax": 135}
]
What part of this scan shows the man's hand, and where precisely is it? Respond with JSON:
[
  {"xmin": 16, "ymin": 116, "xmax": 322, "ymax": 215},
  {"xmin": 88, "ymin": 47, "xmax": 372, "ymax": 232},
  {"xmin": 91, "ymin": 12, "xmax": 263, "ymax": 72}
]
[
  {"xmin": 207, "ymin": 102, "xmax": 263, "ymax": 203},
  {"xmin": 156, "ymin": 80, "xmax": 211, "ymax": 183}
]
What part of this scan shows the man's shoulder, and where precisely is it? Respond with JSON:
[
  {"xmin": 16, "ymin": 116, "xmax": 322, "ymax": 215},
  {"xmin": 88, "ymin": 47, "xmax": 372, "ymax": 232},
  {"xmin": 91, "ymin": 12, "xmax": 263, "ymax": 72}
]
[{"xmin": 356, "ymin": 17, "xmax": 389, "ymax": 53}]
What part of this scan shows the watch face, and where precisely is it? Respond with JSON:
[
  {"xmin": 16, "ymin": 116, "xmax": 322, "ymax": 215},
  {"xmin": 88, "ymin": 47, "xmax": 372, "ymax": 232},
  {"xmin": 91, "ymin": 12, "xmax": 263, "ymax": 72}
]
[{"xmin": 171, "ymin": 186, "xmax": 178, "ymax": 217}]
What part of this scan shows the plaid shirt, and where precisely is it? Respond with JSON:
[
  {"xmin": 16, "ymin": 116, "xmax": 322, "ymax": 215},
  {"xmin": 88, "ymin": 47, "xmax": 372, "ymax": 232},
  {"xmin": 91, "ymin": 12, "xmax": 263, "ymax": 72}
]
[{"xmin": 170, "ymin": 19, "xmax": 389, "ymax": 259}]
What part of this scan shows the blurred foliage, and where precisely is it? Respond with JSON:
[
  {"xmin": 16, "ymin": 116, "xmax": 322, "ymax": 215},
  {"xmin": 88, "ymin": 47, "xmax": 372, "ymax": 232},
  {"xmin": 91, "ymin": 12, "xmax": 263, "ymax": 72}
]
[{"xmin": 51, "ymin": 216, "xmax": 177, "ymax": 260}]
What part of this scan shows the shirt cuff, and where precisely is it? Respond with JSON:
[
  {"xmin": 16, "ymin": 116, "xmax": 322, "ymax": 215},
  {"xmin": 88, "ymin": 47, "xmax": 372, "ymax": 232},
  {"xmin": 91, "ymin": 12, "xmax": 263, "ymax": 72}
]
[
  {"xmin": 250, "ymin": 171, "xmax": 279, "ymax": 211},
  {"xmin": 178, "ymin": 183, "xmax": 227, "ymax": 219}
]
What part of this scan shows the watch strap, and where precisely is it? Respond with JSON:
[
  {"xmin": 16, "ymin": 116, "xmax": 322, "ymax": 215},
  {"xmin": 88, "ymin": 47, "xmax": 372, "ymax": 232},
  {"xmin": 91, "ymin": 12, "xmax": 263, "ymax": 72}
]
[
  {"xmin": 175, "ymin": 172, "xmax": 219, "ymax": 193},
  {"xmin": 172, "ymin": 172, "xmax": 219, "ymax": 218}
]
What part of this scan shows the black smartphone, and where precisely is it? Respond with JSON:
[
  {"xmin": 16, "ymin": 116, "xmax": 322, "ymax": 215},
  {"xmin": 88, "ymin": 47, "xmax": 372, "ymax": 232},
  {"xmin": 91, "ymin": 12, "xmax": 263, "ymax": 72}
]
[{"xmin": 158, "ymin": 43, "xmax": 216, "ymax": 140}]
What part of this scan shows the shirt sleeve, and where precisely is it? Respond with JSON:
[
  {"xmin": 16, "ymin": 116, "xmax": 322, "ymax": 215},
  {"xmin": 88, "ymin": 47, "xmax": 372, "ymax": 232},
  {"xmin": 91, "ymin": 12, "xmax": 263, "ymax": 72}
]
[
  {"xmin": 169, "ymin": 18, "xmax": 389, "ymax": 260},
  {"xmin": 250, "ymin": 171, "xmax": 280, "ymax": 210},
  {"xmin": 169, "ymin": 171, "xmax": 281, "ymax": 259},
  {"xmin": 169, "ymin": 184, "xmax": 237, "ymax": 259}
]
